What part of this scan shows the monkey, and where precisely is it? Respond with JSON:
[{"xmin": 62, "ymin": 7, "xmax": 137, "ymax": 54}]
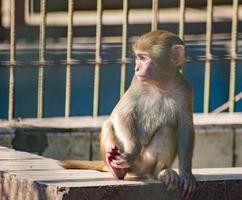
[{"xmin": 60, "ymin": 30, "xmax": 196, "ymax": 200}]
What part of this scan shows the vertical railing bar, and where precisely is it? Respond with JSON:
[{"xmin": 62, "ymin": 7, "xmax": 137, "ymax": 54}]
[
  {"xmin": 178, "ymin": 0, "xmax": 185, "ymax": 73},
  {"xmin": 65, "ymin": 0, "xmax": 74, "ymax": 118},
  {"xmin": 93, "ymin": 0, "xmax": 102, "ymax": 116},
  {"xmin": 37, "ymin": 0, "xmax": 46, "ymax": 118},
  {"xmin": 229, "ymin": 0, "xmax": 239, "ymax": 113},
  {"xmin": 151, "ymin": 0, "xmax": 158, "ymax": 31},
  {"xmin": 8, "ymin": 0, "xmax": 16, "ymax": 120},
  {"xmin": 120, "ymin": 0, "xmax": 128, "ymax": 97},
  {"xmin": 203, "ymin": 0, "xmax": 213, "ymax": 113},
  {"xmin": 179, "ymin": 0, "xmax": 185, "ymax": 40},
  {"xmin": 30, "ymin": 0, "xmax": 34, "ymax": 14}
]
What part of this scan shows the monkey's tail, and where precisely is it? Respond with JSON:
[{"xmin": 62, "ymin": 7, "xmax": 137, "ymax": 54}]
[{"xmin": 59, "ymin": 160, "xmax": 108, "ymax": 172}]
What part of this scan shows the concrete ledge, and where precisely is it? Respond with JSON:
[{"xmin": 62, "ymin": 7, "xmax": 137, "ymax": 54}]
[
  {"xmin": 0, "ymin": 114, "xmax": 242, "ymax": 168},
  {"xmin": 0, "ymin": 146, "xmax": 242, "ymax": 200},
  {"xmin": 1, "ymin": 113, "xmax": 242, "ymax": 129}
]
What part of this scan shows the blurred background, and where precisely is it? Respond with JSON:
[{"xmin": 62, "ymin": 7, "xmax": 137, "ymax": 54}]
[
  {"xmin": 0, "ymin": 0, "xmax": 242, "ymax": 169},
  {"xmin": 0, "ymin": 0, "xmax": 242, "ymax": 119}
]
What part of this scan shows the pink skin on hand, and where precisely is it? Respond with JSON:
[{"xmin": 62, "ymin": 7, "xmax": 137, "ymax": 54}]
[{"xmin": 107, "ymin": 146, "xmax": 127, "ymax": 180}]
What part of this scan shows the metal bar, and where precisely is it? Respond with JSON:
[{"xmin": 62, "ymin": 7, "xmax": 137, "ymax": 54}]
[
  {"xmin": 179, "ymin": 0, "xmax": 185, "ymax": 40},
  {"xmin": 37, "ymin": 0, "xmax": 46, "ymax": 118},
  {"xmin": 178, "ymin": 0, "xmax": 185, "ymax": 73},
  {"xmin": 229, "ymin": 0, "xmax": 239, "ymax": 113},
  {"xmin": 212, "ymin": 92, "xmax": 242, "ymax": 113},
  {"xmin": 65, "ymin": 0, "xmax": 74, "ymax": 118},
  {"xmin": 203, "ymin": 0, "xmax": 213, "ymax": 113},
  {"xmin": 8, "ymin": 0, "xmax": 16, "ymax": 120},
  {"xmin": 2, "ymin": 54, "xmax": 242, "ymax": 67},
  {"xmin": 120, "ymin": 0, "xmax": 128, "ymax": 97},
  {"xmin": 93, "ymin": 0, "xmax": 102, "ymax": 116},
  {"xmin": 151, "ymin": 0, "xmax": 158, "ymax": 31}
]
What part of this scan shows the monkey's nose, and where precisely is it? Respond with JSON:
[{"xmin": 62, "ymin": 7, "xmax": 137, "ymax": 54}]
[{"xmin": 135, "ymin": 65, "xmax": 140, "ymax": 72}]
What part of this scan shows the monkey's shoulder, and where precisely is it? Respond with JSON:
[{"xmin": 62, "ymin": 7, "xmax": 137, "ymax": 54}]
[
  {"xmin": 171, "ymin": 78, "xmax": 193, "ymax": 110},
  {"xmin": 111, "ymin": 89, "xmax": 137, "ymax": 115},
  {"xmin": 176, "ymin": 76, "xmax": 193, "ymax": 96}
]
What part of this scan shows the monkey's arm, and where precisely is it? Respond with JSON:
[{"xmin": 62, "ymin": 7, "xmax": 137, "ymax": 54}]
[
  {"xmin": 111, "ymin": 111, "xmax": 141, "ymax": 158},
  {"xmin": 177, "ymin": 90, "xmax": 196, "ymax": 199},
  {"xmin": 177, "ymin": 110, "xmax": 194, "ymax": 174},
  {"xmin": 100, "ymin": 119, "xmax": 117, "ymax": 152}
]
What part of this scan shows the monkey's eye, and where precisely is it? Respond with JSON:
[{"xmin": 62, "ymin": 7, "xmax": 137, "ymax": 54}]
[
  {"xmin": 140, "ymin": 55, "xmax": 146, "ymax": 61},
  {"xmin": 136, "ymin": 54, "xmax": 150, "ymax": 63}
]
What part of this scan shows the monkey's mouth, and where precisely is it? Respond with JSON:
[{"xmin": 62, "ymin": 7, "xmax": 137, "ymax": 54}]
[{"xmin": 136, "ymin": 75, "xmax": 149, "ymax": 81}]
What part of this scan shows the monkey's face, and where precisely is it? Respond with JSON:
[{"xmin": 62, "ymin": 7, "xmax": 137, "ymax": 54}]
[{"xmin": 134, "ymin": 51, "xmax": 161, "ymax": 82}]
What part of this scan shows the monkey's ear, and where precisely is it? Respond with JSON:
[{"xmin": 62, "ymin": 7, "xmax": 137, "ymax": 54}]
[{"xmin": 170, "ymin": 45, "xmax": 185, "ymax": 67}]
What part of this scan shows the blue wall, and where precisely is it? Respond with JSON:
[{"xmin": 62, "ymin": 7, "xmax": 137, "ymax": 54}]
[{"xmin": 0, "ymin": 42, "xmax": 241, "ymax": 119}]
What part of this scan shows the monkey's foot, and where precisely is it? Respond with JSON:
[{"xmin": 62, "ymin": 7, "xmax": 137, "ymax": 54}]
[
  {"xmin": 158, "ymin": 169, "xmax": 180, "ymax": 191},
  {"xmin": 108, "ymin": 163, "xmax": 127, "ymax": 180},
  {"xmin": 107, "ymin": 146, "xmax": 127, "ymax": 180}
]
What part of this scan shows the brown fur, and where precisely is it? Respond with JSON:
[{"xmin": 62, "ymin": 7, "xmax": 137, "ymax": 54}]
[
  {"xmin": 60, "ymin": 30, "xmax": 196, "ymax": 199},
  {"xmin": 60, "ymin": 160, "xmax": 108, "ymax": 172}
]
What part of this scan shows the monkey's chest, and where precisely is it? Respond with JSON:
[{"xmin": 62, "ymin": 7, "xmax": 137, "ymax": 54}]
[{"xmin": 135, "ymin": 95, "xmax": 178, "ymax": 144}]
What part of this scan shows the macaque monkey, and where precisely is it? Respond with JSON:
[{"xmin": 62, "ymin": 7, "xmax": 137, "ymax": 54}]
[{"xmin": 61, "ymin": 30, "xmax": 196, "ymax": 200}]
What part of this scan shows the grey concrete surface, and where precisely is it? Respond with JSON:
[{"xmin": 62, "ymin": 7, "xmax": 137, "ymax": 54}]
[
  {"xmin": 0, "ymin": 146, "xmax": 242, "ymax": 200},
  {"xmin": 0, "ymin": 114, "xmax": 241, "ymax": 168},
  {"xmin": 172, "ymin": 126, "xmax": 234, "ymax": 168},
  {"xmin": 235, "ymin": 127, "xmax": 242, "ymax": 167}
]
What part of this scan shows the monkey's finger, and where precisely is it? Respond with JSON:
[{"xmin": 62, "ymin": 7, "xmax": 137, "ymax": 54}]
[
  {"xmin": 173, "ymin": 174, "xmax": 180, "ymax": 190},
  {"xmin": 119, "ymin": 153, "xmax": 128, "ymax": 159},
  {"xmin": 166, "ymin": 171, "xmax": 175, "ymax": 191},
  {"xmin": 115, "ymin": 155, "xmax": 130, "ymax": 165},
  {"xmin": 164, "ymin": 170, "xmax": 171, "ymax": 188},
  {"xmin": 111, "ymin": 160, "xmax": 129, "ymax": 168},
  {"xmin": 110, "ymin": 158, "xmax": 124, "ymax": 165},
  {"xmin": 113, "ymin": 145, "xmax": 119, "ymax": 151},
  {"xmin": 185, "ymin": 182, "xmax": 196, "ymax": 200},
  {"xmin": 182, "ymin": 180, "xmax": 189, "ymax": 198},
  {"xmin": 173, "ymin": 172, "xmax": 180, "ymax": 188},
  {"xmin": 170, "ymin": 171, "xmax": 179, "ymax": 191},
  {"xmin": 184, "ymin": 182, "xmax": 193, "ymax": 200},
  {"xmin": 117, "ymin": 150, "xmax": 122, "ymax": 155},
  {"xmin": 111, "ymin": 159, "xmax": 122, "ymax": 165},
  {"xmin": 110, "ymin": 161, "xmax": 121, "ymax": 168},
  {"xmin": 113, "ymin": 156, "xmax": 126, "ymax": 163}
]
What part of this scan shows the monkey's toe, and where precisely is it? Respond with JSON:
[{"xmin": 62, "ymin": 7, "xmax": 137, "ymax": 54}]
[{"xmin": 107, "ymin": 161, "xmax": 127, "ymax": 179}]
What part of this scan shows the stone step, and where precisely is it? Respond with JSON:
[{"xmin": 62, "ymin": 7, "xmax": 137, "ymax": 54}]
[{"xmin": 0, "ymin": 146, "xmax": 242, "ymax": 200}]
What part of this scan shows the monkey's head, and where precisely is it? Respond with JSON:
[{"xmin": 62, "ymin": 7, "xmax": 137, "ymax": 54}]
[{"xmin": 133, "ymin": 30, "xmax": 185, "ymax": 82}]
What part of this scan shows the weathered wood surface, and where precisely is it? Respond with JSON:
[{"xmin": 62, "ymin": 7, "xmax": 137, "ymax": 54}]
[{"xmin": 0, "ymin": 146, "xmax": 242, "ymax": 200}]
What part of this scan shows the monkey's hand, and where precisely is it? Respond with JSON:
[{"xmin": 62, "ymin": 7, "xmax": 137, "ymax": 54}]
[
  {"xmin": 111, "ymin": 142, "xmax": 141, "ymax": 169},
  {"xmin": 106, "ymin": 146, "xmax": 128, "ymax": 180},
  {"xmin": 179, "ymin": 172, "xmax": 196, "ymax": 200},
  {"xmin": 158, "ymin": 169, "xmax": 180, "ymax": 191},
  {"xmin": 110, "ymin": 153, "xmax": 132, "ymax": 169}
]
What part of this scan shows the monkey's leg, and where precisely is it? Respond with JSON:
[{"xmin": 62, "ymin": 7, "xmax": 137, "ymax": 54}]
[
  {"xmin": 134, "ymin": 127, "xmax": 178, "ymax": 189},
  {"xmin": 100, "ymin": 119, "xmax": 128, "ymax": 179},
  {"xmin": 127, "ymin": 127, "xmax": 171, "ymax": 172},
  {"xmin": 152, "ymin": 127, "xmax": 179, "ymax": 191}
]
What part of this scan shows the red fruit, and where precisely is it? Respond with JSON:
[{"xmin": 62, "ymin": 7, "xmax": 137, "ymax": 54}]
[
  {"xmin": 108, "ymin": 146, "xmax": 120, "ymax": 162},
  {"xmin": 107, "ymin": 146, "xmax": 127, "ymax": 180}
]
